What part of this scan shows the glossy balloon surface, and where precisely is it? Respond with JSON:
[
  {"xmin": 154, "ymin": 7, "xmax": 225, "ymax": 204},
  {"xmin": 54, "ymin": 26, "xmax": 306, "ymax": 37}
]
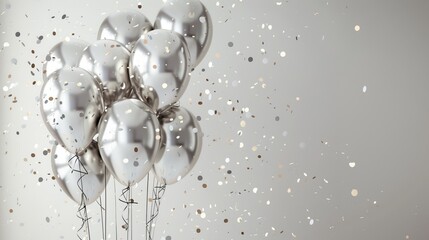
[
  {"xmin": 155, "ymin": 0, "xmax": 212, "ymax": 68},
  {"xmin": 154, "ymin": 106, "xmax": 203, "ymax": 184},
  {"xmin": 40, "ymin": 67, "xmax": 104, "ymax": 154},
  {"xmin": 52, "ymin": 142, "xmax": 110, "ymax": 205},
  {"xmin": 43, "ymin": 39, "xmax": 88, "ymax": 81},
  {"xmin": 98, "ymin": 99, "xmax": 161, "ymax": 186},
  {"xmin": 129, "ymin": 29, "xmax": 191, "ymax": 112},
  {"xmin": 79, "ymin": 39, "xmax": 132, "ymax": 107},
  {"xmin": 98, "ymin": 10, "xmax": 153, "ymax": 51}
]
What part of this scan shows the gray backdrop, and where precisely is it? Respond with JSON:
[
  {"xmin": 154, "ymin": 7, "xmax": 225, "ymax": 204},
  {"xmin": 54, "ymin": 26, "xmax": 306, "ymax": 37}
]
[{"xmin": 1, "ymin": 0, "xmax": 428, "ymax": 239}]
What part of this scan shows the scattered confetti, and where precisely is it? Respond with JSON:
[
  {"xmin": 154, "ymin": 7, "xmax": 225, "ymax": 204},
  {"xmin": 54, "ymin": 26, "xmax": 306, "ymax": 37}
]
[{"xmin": 355, "ymin": 25, "xmax": 360, "ymax": 31}]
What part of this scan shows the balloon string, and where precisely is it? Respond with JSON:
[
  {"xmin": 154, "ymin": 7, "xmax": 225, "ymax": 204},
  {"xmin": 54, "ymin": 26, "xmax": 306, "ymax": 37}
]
[
  {"xmin": 104, "ymin": 165, "xmax": 107, "ymax": 240},
  {"xmin": 95, "ymin": 165, "xmax": 108, "ymax": 240},
  {"xmin": 146, "ymin": 178, "xmax": 166, "ymax": 240},
  {"xmin": 148, "ymin": 176, "xmax": 155, "ymax": 239},
  {"xmin": 148, "ymin": 176, "xmax": 156, "ymax": 239},
  {"xmin": 145, "ymin": 175, "xmax": 149, "ymax": 240},
  {"xmin": 68, "ymin": 154, "xmax": 92, "ymax": 240},
  {"xmin": 96, "ymin": 197, "xmax": 105, "ymax": 240},
  {"xmin": 127, "ymin": 186, "xmax": 132, "ymax": 240},
  {"xmin": 113, "ymin": 180, "xmax": 118, "ymax": 240},
  {"xmin": 119, "ymin": 185, "xmax": 137, "ymax": 239}
]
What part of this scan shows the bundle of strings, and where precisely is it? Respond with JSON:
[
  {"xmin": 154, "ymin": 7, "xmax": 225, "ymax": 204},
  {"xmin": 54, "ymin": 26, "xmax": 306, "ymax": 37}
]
[
  {"xmin": 119, "ymin": 185, "xmax": 137, "ymax": 240},
  {"xmin": 66, "ymin": 155, "xmax": 166, "ymax": 240},
  {"xmin": 146, "ymin": 177, "xmax": 166, "ymax": 240},
  {"xmin": 68, "ymin": 154, "xmax": 92, "ymax": 240}
]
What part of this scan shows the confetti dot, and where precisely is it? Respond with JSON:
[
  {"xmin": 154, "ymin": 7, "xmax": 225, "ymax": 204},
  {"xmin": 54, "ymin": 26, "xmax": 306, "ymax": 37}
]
[
  {"xmin": 280, "ymin": 51, "xmax": 286, "ymax": 57},
  {"xmin": 15, "ymin": 32, "xmax": 20, "ymax": 37},
  {"xmin": 248, "ymin": 57, "xmax": 253, "ymax": 62},
  {"xmin": 363, "ymin": 85, "xmax": 367, "ymax": 93},
  {"xmin": 355, "ymin": 25, "xmax": 360, "ymax": 31},
  {"xmin": 351, "ymin": 189, "xmax": 359, "ymax": 197},
  {"xmin": 228, "ymin": 42, "xmax": 234, "ymax": 47},
  {"xmin": 240, "ymin": 120, "xmax": 246, "ymax": 127},
  {"xmin": 349, "ymin": 162, "xmax": 356, "ymax": 168}
]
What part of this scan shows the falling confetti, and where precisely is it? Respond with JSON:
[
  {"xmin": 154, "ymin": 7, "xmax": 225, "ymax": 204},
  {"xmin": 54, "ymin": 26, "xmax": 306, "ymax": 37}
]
[{"xmin": 355, "ymin": 25, "xmax": 360, "ymax": 31}]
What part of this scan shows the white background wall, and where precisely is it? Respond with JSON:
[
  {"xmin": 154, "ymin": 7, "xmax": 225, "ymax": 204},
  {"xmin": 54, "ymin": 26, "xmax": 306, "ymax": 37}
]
[{"xmin": 1, "ymin": 0, "xmax": 429, "ymax": 239}]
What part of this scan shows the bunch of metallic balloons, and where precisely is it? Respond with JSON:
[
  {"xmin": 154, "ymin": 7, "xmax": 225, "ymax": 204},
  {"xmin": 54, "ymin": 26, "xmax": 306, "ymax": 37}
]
[{"xmin": 40, "ymin": 0, "xmax": 212, "ymax": 206}]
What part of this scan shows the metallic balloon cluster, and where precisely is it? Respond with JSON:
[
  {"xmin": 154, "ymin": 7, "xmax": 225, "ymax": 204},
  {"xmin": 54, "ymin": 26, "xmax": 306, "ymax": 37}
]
[{"xmin": 41, "ymin": 0, "xmax": 211, "ymax": 204}]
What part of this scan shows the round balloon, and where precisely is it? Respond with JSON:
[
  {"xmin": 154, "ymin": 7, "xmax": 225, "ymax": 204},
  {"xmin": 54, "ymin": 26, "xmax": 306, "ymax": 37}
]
[
  {"xmin": 43, "ymin": 39, "xmax": 88, "ymax": 81},
  {"xmin": 129, "ymin": 29, "xmax": 191, "ymax": 112},
  {"xmin": 52, "ymin": 141, "xmax": 110, "ymax": 205},
  {"xmin": 155, "ymin": 0, "xmax": 212, "ymax": 68},
  {"xmin": 79, "ymin": 39, "xmax": 132, "ymax": 108},
  {"xmin": 98, "ymin": 10, "xmax": 153, "ymax": 51},
  {"xmin": 40, "ymin": 67, "xmax": 104, "ymax": 154},
  {"xmin": 154, "ymin": 106, "xmax": 203, "ymax": 185},
  {"xmin": 98, "ymin": 99, "xmax": 161, "ymax": 186}
]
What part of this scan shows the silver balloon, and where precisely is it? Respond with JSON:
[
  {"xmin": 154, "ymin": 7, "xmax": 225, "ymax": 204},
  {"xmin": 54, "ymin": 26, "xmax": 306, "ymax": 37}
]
[
  {"xmin": 98, "ymin": 10, "xmax": 153, "ymax": 51},
  {"xmin": 154, "ymin": 106, "xmax": 203, "ymax": 185},
  {"xmin": 79, "ymin": 39, "xmax": 132, "ymax": 108},
  {"xmin": 43, "ymin": 39, "xmax": 88, "ymax": 81},
  {"xmin": 52, "ymin": 141, "xmax": 110, "ymax": 205},
  {"xmin": 155, "ymin": 0, "xmax": 213, "ymax": 68},
  {"xmin": 40, "ymin": 67, "xmax": 104, "ymax": 154},
  {"xmin": 98, "ymin": 99, "xmax": 161, "ymax": 186},
  {"xmin": 129, "ymin": 29, "xmax": 191, "ymax": 112}
]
